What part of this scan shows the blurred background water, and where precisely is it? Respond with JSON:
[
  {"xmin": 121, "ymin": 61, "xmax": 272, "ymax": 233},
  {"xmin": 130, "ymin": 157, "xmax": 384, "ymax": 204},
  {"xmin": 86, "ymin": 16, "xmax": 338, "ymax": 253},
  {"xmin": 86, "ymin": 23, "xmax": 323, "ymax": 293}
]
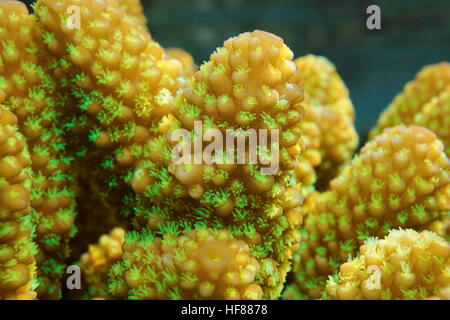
[{"xmin": 22, "ymin": 0, "xmax": 450, "ymax": 142}]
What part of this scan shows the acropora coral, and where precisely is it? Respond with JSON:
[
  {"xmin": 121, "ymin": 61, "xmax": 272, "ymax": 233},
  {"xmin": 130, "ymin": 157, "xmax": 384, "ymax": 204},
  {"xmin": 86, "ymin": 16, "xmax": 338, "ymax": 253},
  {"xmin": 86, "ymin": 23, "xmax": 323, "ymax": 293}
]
[
  {"xmin": 108, "ymin": 229, "xmax": 263, "ymax": 300},
  {"xmin": 0, "ymin": 106, "xmax": 36, "ymax": 300},
  {"xmin": 324, "ymin": 229, "xmax": 449, "ymax": 300},
  {"xmin": 295, "ymin": 55, "xmax": 358, "ymax": 189},
  {"xmin": 78, "ymin": 227, "xmax": 125, "ymax": 299},
  {"xmin": 370, "ymin": 62, "xmax": 450, "ymax": 139},
  {"xmin": 370, "ymin": 62, "xmax": 450, "ymax": 247},
  {"xmin": 0, "ymin": 0, "xmax": 448, "ymax": 301},
  {"xmin": 414, "ymin": 86, "xmax": 450, "ymax": 155},
  {"xmin": 0, "ymin": 1, "xmax": 78, "ymax": 299},
  {"xmin": 285, "ymin": 125, "xmax": 450, "ymax": 299}
]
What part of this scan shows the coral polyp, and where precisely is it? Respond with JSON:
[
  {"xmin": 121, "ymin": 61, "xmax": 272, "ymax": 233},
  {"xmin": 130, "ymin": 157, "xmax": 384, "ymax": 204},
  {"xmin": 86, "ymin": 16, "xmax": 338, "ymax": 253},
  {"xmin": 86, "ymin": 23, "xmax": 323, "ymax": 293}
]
[{"xmin": 0, "ymin": 0, "xmax": 448, "ymax": 301}]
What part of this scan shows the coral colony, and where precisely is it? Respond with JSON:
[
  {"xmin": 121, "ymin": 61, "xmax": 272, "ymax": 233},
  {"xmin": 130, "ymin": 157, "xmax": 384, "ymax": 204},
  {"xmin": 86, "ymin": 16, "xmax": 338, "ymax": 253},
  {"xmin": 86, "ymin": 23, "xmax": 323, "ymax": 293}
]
[{"xmin": 0, "ymin": 0, "xmax": 448, "ymax": 300}]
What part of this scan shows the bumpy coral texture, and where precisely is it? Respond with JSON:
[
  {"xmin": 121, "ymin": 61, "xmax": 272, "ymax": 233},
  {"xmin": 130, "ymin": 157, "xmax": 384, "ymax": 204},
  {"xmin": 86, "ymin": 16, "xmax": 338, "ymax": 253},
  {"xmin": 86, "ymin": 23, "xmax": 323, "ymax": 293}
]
[
  {"xmin": 414, "ymin": 86, "xmax": 450, "ymax": 156},
  {"xmin": 131, "ymin": 30, "xmax": 310, "ymax": 299},
  {"xmin": 295, "ymin": 55, "xmax": 358, "ymax": 189},
  {"xmin": 0, "ymin": 1, "xmax": 77, "ymax": 299},
  {"xmin": 79, "ymin": 227, "xmax": 125, "ymax": 299},
  {"xmin": 0, "ymin": 0, "xmax": 447, "ymax": 301},
  {"xmin": 35, "ymin": 0, "xmax": 307, "ymax": 299},
  {"xmin": 108, "ymin": 229, "xmax": 263, "ymax": 300},
  {"xmin": 325, "ymin": 229, "xmax": 450, "ymax": 300},
  {"xmin": 285, "ymin": 125, "xmax": 450, "ymax": 299},
  {"xmin": 370, "ymin": 62, "xmax": 450, "ymax": 139},
  {"xmin": 0, "ymin": 106, "xmax": 36, "ymax": 300},
  {"xmin": 34, "ymin": 0, "xmax": 193, "ymax": 228}
]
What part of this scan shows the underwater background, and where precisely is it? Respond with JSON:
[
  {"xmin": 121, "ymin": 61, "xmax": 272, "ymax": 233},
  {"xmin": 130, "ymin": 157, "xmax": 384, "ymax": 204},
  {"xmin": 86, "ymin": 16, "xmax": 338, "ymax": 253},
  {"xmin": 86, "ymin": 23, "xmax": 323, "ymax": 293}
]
[{"xmin": 21, "ymin": 0, "xmax": 450, "ymax": 142}]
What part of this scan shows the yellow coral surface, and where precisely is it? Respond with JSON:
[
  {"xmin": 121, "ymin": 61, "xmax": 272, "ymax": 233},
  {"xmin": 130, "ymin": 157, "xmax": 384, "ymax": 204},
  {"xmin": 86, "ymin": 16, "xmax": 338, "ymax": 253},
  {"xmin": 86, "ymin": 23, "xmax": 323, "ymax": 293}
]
[
  {"xmin": 0, "ymin": 1, "xmax": 78, "ymax": 299},
  {"xmin": 0, "ymin": 106, "xmax": 36, "ymax": 300},
  {"xmin": 325, "ymin": 229, "xmax": 449, "ymax": 300},
  {"xmin": 295, "ymin": 55, "xmax": 358, "ymax": 189},
  {"xmin": 286, "ymin": 125, "xmax": 450, "ymax": 299},
  {"xmin": 0, "ymin": 0, "xmax": 448, "ymax": 302},
  {"xmin": 370, "ymin": 62, "xmax": 450, "ymax": 139},
  {"xmin": 109, "ymin": 229, "xmax": 263, "ymax": 300}
]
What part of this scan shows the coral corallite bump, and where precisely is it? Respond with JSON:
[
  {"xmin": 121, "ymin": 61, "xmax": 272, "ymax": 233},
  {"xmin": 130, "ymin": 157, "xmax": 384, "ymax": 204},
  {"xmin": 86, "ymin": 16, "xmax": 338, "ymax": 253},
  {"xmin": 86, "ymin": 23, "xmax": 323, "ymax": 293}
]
[
  {"xmin": 286, "ymin": 125, "xmax": 450, "ymax": 299},
  {"xmin": 0, "ymin": 106, "xmax": 37, "ymax": 300},
  {"xmin": 108, "ymin": 229, "xmax": 263, "ymax": 300},
  {"xmin": 1, "ymin": 0, "xmax": 447, "ymax": 302},
  {"xmin": 325, "ymin": 229, "xmax": 450, "ymax": 300}
]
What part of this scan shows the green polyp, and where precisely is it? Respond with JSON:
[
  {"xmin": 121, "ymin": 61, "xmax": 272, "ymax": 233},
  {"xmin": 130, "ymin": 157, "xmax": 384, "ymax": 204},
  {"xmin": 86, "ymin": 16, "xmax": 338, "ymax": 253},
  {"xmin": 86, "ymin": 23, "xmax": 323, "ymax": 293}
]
[{"xmin": 40, "ymin": 258, "xmax": 64, "ymax": 277}]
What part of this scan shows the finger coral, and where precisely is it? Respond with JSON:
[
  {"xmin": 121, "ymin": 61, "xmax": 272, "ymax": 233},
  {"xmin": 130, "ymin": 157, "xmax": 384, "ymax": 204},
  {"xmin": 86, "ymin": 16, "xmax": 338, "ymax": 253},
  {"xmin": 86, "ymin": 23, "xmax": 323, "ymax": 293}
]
[
  {"xmin": 108, "ymin": 229, "xmax": 263, "ymax": 300},
  {"xmin": 68, "ymin": 172, "xmax": 130, "ymax": 262},
  {"xmin": 0, "ymin": 1, "xmax": 78, "ymax": 299},
  {"xmin": 324, "ymin": 229, "xmax": 450, "ymax": 300},
  {"xmin": 414, "ymin": 86, "xmax": 450, "ymax": 155},
  {"xmin": 78, "ymin": 227, "xmax": 125, "ymax": 299},
  {"xmin": 0, "ymin": 106, "xmax": 36, "ymax": 300},
  {"xmin": 127, "ymin": 30, "xmax": 309, "ymax": 299},
  {"xmin": 34, "ymin": 0, "xmax": 190, "ymax": 215},
  {"xmin": 35, "ymin": 0, "xmax": 307, "ymax": 299},
  {"xmin": 370, "ymin": 62, "xmax": 450, "ymax": 139},
  {"xmin": 0, "ymin": 0, "xmax": 448, "ymax": 302},
  {"xmin": 295, "ymin": 55, "xmax": 358, "ymax": 189},
  {"xmin": 285, "ymin": 125, "xmax": 450, "ymax": 299}
]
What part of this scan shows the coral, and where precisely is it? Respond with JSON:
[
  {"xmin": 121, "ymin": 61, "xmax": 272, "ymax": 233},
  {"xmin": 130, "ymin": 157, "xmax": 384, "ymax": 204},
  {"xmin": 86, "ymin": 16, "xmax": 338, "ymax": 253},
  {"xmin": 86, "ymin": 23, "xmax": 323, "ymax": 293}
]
[
  {"xmin": 127, "ymin": 30, "xmax": 309, "ymax": 299},
  {"xmin": 424, "ymin": 213, "xmax": 450, "ymax": 242},
  {"xmin": 164, "ymin": 29, "xmax": 307, "ymax": 209},
  {"xmin": 414, "ymin": 86, "xmax": 450, "ymax": 155},
  {"xmin": 0, "ymin": 105, "xmax": 36, "ymax": 300},
  {"xmin": 108, "ymin": 229, "xmax": 263, "ymax": 300},
  {"xmin": 0, "ymin": 0, "xmax": 447, "ymax": 302},
  {"xmin": 0, "ymin": 1, "xmax": 77, "ymax": 299},
  {"xmin": 286, "ymin": 125, "xmax": 450, "ymax": 299},
  {"xmin": 34, "ymin": 0, "xmax": 307, "ymax": 299},
  {"xmin": 324, "ymin": 229, "xmax": 449, "ymax": 300},
  {"xmin": 370, "ymin": 62, "xmax": 450, "ymax": 139},
  {"xmin": 295, "ymin": 55, "xmax": 358, "ymax": 189},
  {"xmin": 78, "ymin": 227, "xmax": 125, "ymax": 299},
  {"xmin": 34, "ymin": 0, "xmax": 190, "ymax": 214},
  {"xmin": 292, "ymin": 95, "xmax": 321, "ymax": 195},
  {"xmin": 295, "ymin": 55, "xmax": 353, "ymax": 113}
]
